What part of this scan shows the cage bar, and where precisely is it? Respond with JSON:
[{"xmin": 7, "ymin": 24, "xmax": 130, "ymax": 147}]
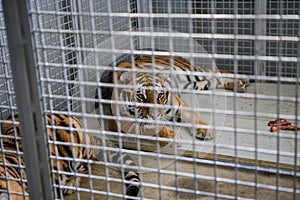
[{"xmin": 2, "ymin": 0, "xmax": 54, "ymax": 199}]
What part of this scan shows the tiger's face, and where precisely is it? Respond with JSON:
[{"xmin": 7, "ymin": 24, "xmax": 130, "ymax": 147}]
[{"xmin": 116, "ymin": 72, "xmax": 170, "ymax": 121}]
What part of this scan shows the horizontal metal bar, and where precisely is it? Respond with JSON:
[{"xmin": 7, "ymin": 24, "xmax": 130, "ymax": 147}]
[{"xmin": 29, "ymin": 10, "xmax": 300, "ymax": 20}]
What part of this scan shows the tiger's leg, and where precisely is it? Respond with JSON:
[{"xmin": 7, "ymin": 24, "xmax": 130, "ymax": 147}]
[
  {"xmin": 175, "ymin": 95, "xmax": 213, "ymax": 140},
  {"xmin": 216, "ymin": 70, "xmax": 249, "ymax": 93},
  {"xmin": 0, "ymin": 155, "xmax": 28, "ymax": 200},
  {"xmin": 0, "ymin": 180, "xmax": 29, "ymax": 200},
  {"xmin": 62, "ymin": 176, "xmax": 83, "ymax": 195},
  {"xmin": 110, "ymin": 116, "xmax": 176, "ymax": 147},
  {"xmin": 221, "ymin": 78, "xmax": 249, "ymax": 93},
  {"xmin": 139, "ymin": 125, "xmax": 176, "ymax": 147},
  {"xmin": 158, "ymin": 126, "xmax": 175, "ymax": 147},
  {"xmin": 0, "ymin": 178, "xmax": 29, "ymax": 200},
  {"xmin": 54, "ymin": 162, "xmax": 88, "ymax": 196}
]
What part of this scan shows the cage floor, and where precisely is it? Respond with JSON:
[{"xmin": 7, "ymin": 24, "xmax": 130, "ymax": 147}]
[
  {"xmin": 90, "ymin": 82, "xmax": 299, "ymax": 168},
  {"xmin": 192, "ymin": 81, "xmax": 300, "ymax": 168},
  {"xmin": 65, "ymin": 156, "xmax": 299, "ymax": 200},
  {"xmin": 65, "ymin": 82, "xmax": 299, "ymax": 199}
]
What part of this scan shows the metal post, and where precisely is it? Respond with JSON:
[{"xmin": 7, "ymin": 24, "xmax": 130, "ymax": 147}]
[
  {"xmin": 2, "ymin": 0, "xmax": 54, "ymax": 199},
  {"xmin": 136, "ymin": 0, "xmax": 151, "ymax": 50},
  {"xmin": 254, "ymin": 0, "xmax": 267, "ymax": 76},
  {"xmin": 136, "ymin": 0, "xmax": 150, "ymax": 29}
]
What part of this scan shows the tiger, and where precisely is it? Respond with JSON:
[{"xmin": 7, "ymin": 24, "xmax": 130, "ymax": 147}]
[
  {"xmin": 95, "ymin": 55, "xmax": 249, "ymax": 146},
  {"xmin": 0, "ymin": 113, "xmax": 140, "ymax": 199}
]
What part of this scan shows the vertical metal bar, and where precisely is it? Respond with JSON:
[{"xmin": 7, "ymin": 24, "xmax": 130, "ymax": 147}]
[
  {"xmin": 186, "ymin": 2, "xmax": 198, "ymax": 199},
  {"xmin": 233, "ymin": 2, "xmax": 239, "ymax": 199},
  {"xmin": 136, "ymin": 0, "xmax": 150, "ymax": 28},
  {"xmin": 254, "ymin": 0, "xmax": 266, "ymax": 76},
  {"xmin": 136, "ymin": 0, "xmax": 150, "ymax": 50},
  {"xmin": 253, "ymin": 0, "xmax": 262, "ymax": 198},
  {"xmin": 209, "ymin": 1, "xmax": 219, "ymax": 199},
  {"xmin": 2, "ymin": 0, "xmax": 54, "ymax": 199},
  {"xmin": 276, "ymin": 1, "xmax": 284, "ymax": 199},
  {"xmin": 293, "ymin": 4, "xmax": 300, "ymax": 198}
]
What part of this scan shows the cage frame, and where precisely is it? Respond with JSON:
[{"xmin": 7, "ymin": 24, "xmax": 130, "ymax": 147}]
[
  {"xmin": 0, "ymin": 0, "xmax": 299, "ymax": 199},
  {"xmin": 3, "ymin": 0, "xmax": 54, "ymax": 199}
]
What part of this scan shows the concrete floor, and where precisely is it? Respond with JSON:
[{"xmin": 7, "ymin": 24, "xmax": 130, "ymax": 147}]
[
  {"xmin": 66, "ymin": 82, "xmax": 300, "ymax": 199},
  {"xmin": 65, "ymin": 157, "xmax": 299, "ymax": 200}
]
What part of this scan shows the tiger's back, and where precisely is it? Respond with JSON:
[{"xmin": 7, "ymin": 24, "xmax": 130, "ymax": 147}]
[
  {"xmin": 116, "ymin": 55, "xmax": 249, "ymax": 92},
  {"xmin": 0, "ymin": 113, "xmax": 140, "ymax": 199},
  {"xmin": 46, "ymin": 113, "xmax": 95, "ymax": 196},
  {"xmin": 0, "ymin": 113, "xmax": 94, "ymax": 198}
]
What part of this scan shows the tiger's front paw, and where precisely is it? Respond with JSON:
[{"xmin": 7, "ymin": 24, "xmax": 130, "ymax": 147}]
[
  {"xmin": 0, "ymin": 193, "xmax": 8, "ymax": 200},
  {"xmin": 158, "ymin": 126, "xmax": 176, "ymax": 147},
  {"xmin": 195, "ymin": 127, "xmax": 213, "ymax": 140},
  {"xmin": 224, "ymin": 77, "xmax": 250, "ymax": 93}
]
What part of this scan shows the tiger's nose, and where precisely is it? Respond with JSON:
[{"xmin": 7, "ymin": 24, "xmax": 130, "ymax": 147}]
[{"xmin": 148, "ymin": 108, "xmax": 160, "ymax": 119}]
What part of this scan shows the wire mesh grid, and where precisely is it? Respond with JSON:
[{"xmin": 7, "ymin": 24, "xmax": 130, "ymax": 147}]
[
  {"xmin": 0, "ymin": 0, "xmax": 299, "ymax": 199},
  {"xmin": 0, "ymin": 5, "xmax": 15, "ymax": 119}
]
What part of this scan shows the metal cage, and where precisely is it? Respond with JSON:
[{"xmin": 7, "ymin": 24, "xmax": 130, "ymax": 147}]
[{"xmin": 0, "ymin": 0, "xmax": 299, "ymax": 199}]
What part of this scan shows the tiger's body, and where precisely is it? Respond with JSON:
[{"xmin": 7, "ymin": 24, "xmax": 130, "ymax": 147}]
[
  {"xmin": 0, "ymin": 113, "xmax": 140, "ymax": 199},
  {"xmin": 96, "ymin": 55, "xmax": 249, "ymax": 146}
]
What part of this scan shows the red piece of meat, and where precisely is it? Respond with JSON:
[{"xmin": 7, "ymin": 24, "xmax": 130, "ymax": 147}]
[{"xmin": 268, "ymin": 118, "xmax": 300, "ymax": 132}]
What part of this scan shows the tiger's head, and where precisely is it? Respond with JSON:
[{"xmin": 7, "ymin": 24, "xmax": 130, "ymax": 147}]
[{"xmin": 113, "ymin": 71, "xmax": 170, "ymax": 121}]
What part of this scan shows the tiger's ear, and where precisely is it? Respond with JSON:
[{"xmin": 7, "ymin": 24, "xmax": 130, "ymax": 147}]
[
  {"xmin": 115, "ymin": 61, "xmax": 133, "ymax": 84},
  {"xmin": 157, "ymin": 72, "xmax": 168, "ymax": 81},
  {"xmin": 119, "ymin": 72, "xmax": 133, "ymax": 84}
]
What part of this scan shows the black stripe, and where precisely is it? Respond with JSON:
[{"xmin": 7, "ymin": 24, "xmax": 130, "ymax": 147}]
[
  {"xmin": 54, "ymin": 130, "xmax": 74, "ymax": 159},
  {"xmin": 165, "ymin": 108, "xmax": 171, "ymax": 115},
  {"xmin": 204, "ymin": 80, "xmax": 211, "ymax": 90},
  {"xmin": 121, "ymin": 154, "xmax": 133, "ymax": 163},
  {"xmin": 183, "ymin": 82, "xmax": 191, "ymax": 89},
  {"xmin": 5, "ymin": 165, "xmax": 21, "ymax": 181},
  {"xmin": 111, "ymin": 153, "xmax": 120, "ymax": 163},
  {"xmin": 52, "ymin": 113, "xmax": 66, "ymax": 121},
  {"xmin": 126, "ymin": 186, "xmax": 140, "ymax": 198},
  {"xmin": 195, "ymin": 75, "xmax": 204, "ymax": 82},
  {"xmin": 3, "ymin": 126, "xmax": 20, "ymax": 137},
  {"xmin": 125, "ymin": 173, "xmax": 140, "ymax": 181},
  {"xmin": 193, "ymin": 82, "xmax": 197, "ymax": 89},
  {"xmin": 165, "ymin": 91, "xmax": 169, "ymax": 103},
  {"xmin": 186, "ymin": 75, "xmax": 191, "ymax": 83},
  {"xmin": 175, "ymin": 100, "xmax": 181, "ymax": 117},
  {"xmin": 3, "ymin": 154, "xmax": 19, "ymax": 165}
]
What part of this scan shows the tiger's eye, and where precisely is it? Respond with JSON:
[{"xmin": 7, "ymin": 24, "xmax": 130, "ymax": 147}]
[
  {"xmin": 136, "ymin": 93, "xmax": 145, "ymax": 100},
  {"xmin": 158, "ymin": 92, "xmax": 164, "ymax": 99}
]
